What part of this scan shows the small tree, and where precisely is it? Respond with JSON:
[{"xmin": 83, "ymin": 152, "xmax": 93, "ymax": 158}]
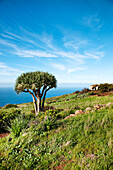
[{"xmin": 15, "ymin": 71, "xmax": 57, "ymax": 116}]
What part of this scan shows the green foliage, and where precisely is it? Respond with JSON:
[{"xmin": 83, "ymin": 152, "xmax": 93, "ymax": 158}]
[
  {"xmin": 1, "ymin": 108, "xmax": 113, "ymax": 169},
  {"xmin": 69, "ymin": 109, "xmax": 75, "ymax": 114},
  {"xmin": 0, "ymin": 109, "xmax": 20, "ymax": 133},
  {"xmin": 56, "ymin": 110, "xmax": 70, "ymax": 119},
  {"xmin": 35, "ymin": 109, "xmax": 58, "ymax": 131},
  {"xmin": 44, "ymin": 110, "xmax": 58, "ymax": 131},
  {"xmin": 15, "ymin": 71, "xmax": 57, "ymax": 114},
  {"xmin": 8, "ymin": 114, "xmax": 29, "ymax": 137},
  {"xmin": 98, "ymin": 83, "xmax": 113, "ymax": 92},
  {"xmin": 4, "ymin": 104, "xmax": 17, "ymax": 109},
  {"xmin": 15, "ymin": 71, "xmax": 57, "ymax": 93},
  {"xmin": 1, "ymin": 92, "xmax": 113, "ymax": 169}
]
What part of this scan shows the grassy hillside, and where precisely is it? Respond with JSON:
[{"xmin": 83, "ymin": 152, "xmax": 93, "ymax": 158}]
[{"xmin": 0, "ymin": 91, "xmax": 113, "ymax": 169}]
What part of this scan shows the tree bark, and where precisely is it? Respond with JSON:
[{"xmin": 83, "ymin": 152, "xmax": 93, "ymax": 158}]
[
  {"xmin": 37, "ymin": 96, "xmax": 41, "ymax": 112},
  {"xmin": 33, "ymin": 97, "xmax": 38, "ymax": 117},
  {"xmin": 28, "ymin": 90, "xmax": 38, "ymax": 116},
  {"xmin": 34, "ymin": 90, "xmax": 42, "ymax": 113},
  {"xmin": 42, "ymin": 86, "xmax": 52, "ymax": 110},
  {"xmin": 42, "ymin": 91, "xmax": 46, "ymax": 110}
]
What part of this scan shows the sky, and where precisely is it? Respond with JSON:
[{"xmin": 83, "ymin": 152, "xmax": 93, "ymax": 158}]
[{"xmin": 0, "ymin": 0, "xmax": 113, "ymax": 86}]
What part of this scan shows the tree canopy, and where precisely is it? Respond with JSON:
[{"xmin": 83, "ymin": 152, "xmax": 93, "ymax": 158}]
[{"xmin": 15, "ymin": 71, "xmax": 57, "ymax": 116}]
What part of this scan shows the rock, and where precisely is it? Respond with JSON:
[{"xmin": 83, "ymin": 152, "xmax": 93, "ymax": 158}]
[
  {"xmin": 106, "ymin": 102, "xmax": 113, "ymax": 107},
  {"xmin": 102, "ymin": 104, "xmax": 106, "ymax": 108},
  {"xmin": 22, "ymin": 133, "xmax": 28, "ymax": 137},
  {"xmin": 85, "ymin": 107, "xmax": 92, "ymax": 111},
  {"xmin": 75, "ymin": 110, "xmax": 84, "ymax": 115},
  {"xmin": 64, "ymin": 114, "xmax": 76, "ymax": 120},
  {"xmin": 64, "ymin": 108, "xmax": 70, "ymax": 111},
  {"xmin": 70, "ymin": 114, "xmax": 76, "ymax": 117},
  {"xmin": 64, "ymin": 141, "xmax": 71, "ymax": 146},
  {"xmin": 94, "ymin": 104, "xmax": 101, "ymax": 110},
  {"xmin": 64, "ymin": 116, "xmax": 70, "ymax": 120}
]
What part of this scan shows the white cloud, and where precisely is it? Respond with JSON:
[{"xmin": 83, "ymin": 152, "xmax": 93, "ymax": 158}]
[
  {"xmin": 84, "ymin": 51, "xmax": 104, "ymax": 59},
  {"xmin": 67, "ymin": 67, "xmax": 86, "ymax": 74},
  {"xmin": 1, "ymin": 34, "xmax": 15, "ymax": 40},
  {"xmin": 0, "ymin": 62, "xmax": 23, "ymax": 76},
  {"xmin": 16, "ymin": 50, "xmax": 58, "ymax": 58},
  {"xmin": 0, "ymin": 38, "xmax": 18, "ymax": 50},
  {"xmin": 0, "ymin": 62, "xmax": 7, "ymax": 68},
  {"xmin": 6, "ymin": 32, "xmax": 22, "ymax": 40},
  {"xmin": 64, "ymin": 40, "xmax": 87, "ymax": 51},
  {"xmin": 16, "ymin": 64, "xmax": 37, "ymax": 69},
  {"xmin": 0, "ymin": 28, "xmax": 104, "ymax": 79},
  {"xmin": 83, "ymin": 14, "xmax": 102, "ymax": 30},
  {"xmin": 52, "ymin": 63, "xmax": 66, "ymax": 71}
]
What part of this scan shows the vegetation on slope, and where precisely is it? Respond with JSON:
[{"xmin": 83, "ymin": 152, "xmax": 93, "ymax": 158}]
[{"xmin": 0, "ymin": 90, "xmax": 113, "ymax": 169}]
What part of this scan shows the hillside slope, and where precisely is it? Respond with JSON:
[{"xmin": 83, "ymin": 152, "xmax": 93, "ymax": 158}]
[{"xmin": 0, "ymin": 92, "xmax": 113, "ymax": 169}]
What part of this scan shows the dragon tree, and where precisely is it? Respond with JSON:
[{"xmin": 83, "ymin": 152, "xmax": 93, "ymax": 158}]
[{"xmin": 15, "ymin": 71, "xmax": 57, "ymax": 116}]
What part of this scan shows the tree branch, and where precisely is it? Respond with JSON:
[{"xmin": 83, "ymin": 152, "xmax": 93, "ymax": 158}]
[
  {"xmin": 23, "ymin": 89, "xmax": 29, "ymax": 92},
  {"xmin": 41, "ymin": 85, "xmax": 47, "ymax": 97},
  {"xmin": 45, "ymin": 86, "xmax": 52, "ymax": 92}
]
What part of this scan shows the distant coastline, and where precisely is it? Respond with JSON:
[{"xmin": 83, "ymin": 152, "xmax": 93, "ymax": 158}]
[
  {"xmin": 0, "ymin": 82, "xmax": 91, "ymax": 88},
  {"xmin": 0, "ymin": 86, "xmax": 87, "ymax": 107}
]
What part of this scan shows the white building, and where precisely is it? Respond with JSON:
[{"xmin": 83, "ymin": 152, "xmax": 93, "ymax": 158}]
[{"xmin": 89, "ymin": 84, "xmax": 99, "ymax": 90}]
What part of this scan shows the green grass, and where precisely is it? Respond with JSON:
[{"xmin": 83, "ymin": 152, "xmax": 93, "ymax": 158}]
[{"xmin": 0, "ymin": 92, "xmax": 113, "ymax": 169}]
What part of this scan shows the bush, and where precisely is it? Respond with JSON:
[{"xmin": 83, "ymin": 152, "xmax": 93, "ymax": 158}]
[
  {"xmin": 4, "ymin": 104, "xmax": 17, "ymax": 109},
  {"xmin": 73, "ymin": 90, "xmax": 80, "ymax": 94},
  {"xmin": 0, "ymin": 109, "xmax": 21, "ymax": 133},
  {"xmin": 80, "ymin": 88, "xmax": 90, "ymax": 94},
  {"xmin": 31, "ymin": 110, "xmax": 58, "ymax": 134},
  {"xmin": 98, "ymin": 83, "xmax": 113, "ymax": 93}
]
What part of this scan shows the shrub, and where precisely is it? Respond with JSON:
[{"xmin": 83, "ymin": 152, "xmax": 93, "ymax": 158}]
[
  {"xmin": 0, "ymin": 109, "xmax": 21, "ymax": 133},
  {"xmin": 98, "ymin": 83, "xmax": 113, "ymax": 92},
  {"xmin": 80, "ymin": 88, "xmax": 90, "ymax": 94},
  {"xmin": 4, "ymin": 104, "xmax": 17, "ymax": 109},
  {"xmin": 73, "ymin": 90, "xmax": 80, "ymax": 94},
  {"xmin": 31, "ymin": 110, "xmax": 58, "ymax": 133}
]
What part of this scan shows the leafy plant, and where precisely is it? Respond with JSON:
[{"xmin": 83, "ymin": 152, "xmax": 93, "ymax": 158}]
[
  {"xmin": 0, "ymin": 109, "xmax": 20, "ymax": 133},
  {"xmin": 8, "ymin": 114, "xmax": 29, "ymax": 137}
]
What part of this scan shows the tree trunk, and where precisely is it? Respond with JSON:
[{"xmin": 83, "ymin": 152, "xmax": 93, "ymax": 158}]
[
  {"xmin": 29, "ymin": 91, "xmax": 38, "ymax": 117},
  {"xmin": 33, "ymin": 97, "xmax": 38, "ymax": 117},
  {"xmin": 37, "ymin": 96, "xmax": 42, "ymax": 113},
  {"xmin": 42, "ymin": 91, "xmax": 46, "ymax": 110},
  {"xmin": 42, "ymin": 87, "xmax": 52, "ymax": 110}
]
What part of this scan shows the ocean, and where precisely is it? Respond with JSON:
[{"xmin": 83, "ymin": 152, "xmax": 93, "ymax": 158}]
[{"xmin": 0, "ymin": 86, "xmax": 83, "ymax": 107}]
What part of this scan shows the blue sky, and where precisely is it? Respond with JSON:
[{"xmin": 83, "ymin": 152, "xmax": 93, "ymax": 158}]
[{"xmin": 0, "ymin": 0, "xmax": 113, "ymax": 85}]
